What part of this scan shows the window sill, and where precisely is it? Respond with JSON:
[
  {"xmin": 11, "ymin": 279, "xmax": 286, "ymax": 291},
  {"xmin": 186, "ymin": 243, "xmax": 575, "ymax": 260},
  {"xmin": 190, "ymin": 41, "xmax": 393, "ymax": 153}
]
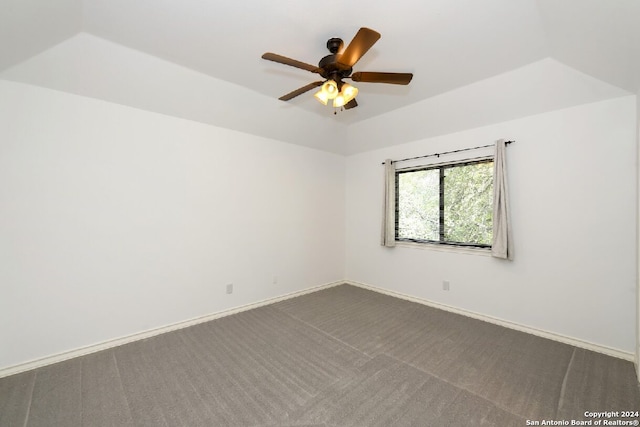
[{"xmin": 395, "ymin": 241, "xmax": 492, "ymax": 256}]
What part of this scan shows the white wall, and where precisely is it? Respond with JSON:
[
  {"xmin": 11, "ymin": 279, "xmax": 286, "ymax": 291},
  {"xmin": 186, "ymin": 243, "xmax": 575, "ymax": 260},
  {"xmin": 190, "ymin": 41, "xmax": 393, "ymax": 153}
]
[
  {"xmin": 0, "ymin": 78, "xmax": 636, "ymax": 370},
  {"xmin": 346, "ymin": 96, "xmax": 637, "ymax": 354},
  {"xmin": 0, "ymin": 80, "xmax": 346, "ymax": 370}
]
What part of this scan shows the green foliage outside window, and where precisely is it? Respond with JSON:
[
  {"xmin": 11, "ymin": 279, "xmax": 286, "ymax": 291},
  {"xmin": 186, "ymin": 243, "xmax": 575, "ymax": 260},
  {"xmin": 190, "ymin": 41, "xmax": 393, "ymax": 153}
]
[{"xmin": 396, "ymin": 160, "xmax": 493, "ymax": 246}]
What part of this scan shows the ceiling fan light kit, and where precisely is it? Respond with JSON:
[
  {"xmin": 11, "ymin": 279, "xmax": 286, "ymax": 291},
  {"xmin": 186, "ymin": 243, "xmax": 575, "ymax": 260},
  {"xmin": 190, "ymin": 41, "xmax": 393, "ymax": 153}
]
[
  {"xmin": 314, "ymin": 80, "xmax": 359, "ymax": 108},
  {"xmin": 262, "ymin": 27, "xmax": 413, "ymax": 112},
  {"xmin": 314, "ymin": 88, "xmax": 330, "ymax": 105}
]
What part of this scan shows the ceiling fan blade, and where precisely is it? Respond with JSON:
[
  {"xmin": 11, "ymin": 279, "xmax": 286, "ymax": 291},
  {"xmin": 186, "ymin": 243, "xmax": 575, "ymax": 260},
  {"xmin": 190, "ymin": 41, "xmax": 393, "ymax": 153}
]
[
  {"xmin": 343, "ymin": 98, "xmax": 358, "ymax": 110},
  {"xmin": 279, "ymin": 81, "xmax": 324, "ymax": 101},
  {"xmin": 262, "ymin": 53, "xmax": 320, "ymax": 73},
  {"xmin": 351, "ymin": 72, "xmax": 413, "ymax": 85},
  {"xmin": 338, "ymin": 27, "xmax": 381, "ymax": 67}
]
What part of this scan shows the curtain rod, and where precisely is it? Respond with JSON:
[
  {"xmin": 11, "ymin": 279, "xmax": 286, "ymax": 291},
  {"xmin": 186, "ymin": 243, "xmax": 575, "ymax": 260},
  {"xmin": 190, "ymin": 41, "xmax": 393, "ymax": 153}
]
[{"xmin": 381, "ymin": 140, "xmax": 514, "ymax": 165}]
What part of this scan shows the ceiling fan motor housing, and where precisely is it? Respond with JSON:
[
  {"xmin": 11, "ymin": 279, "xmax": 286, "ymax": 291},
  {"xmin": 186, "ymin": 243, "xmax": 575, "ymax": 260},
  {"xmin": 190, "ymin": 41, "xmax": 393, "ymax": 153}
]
[{"xmin": 318, "ymin": 55, "xmax": 352, "ymax": 80}]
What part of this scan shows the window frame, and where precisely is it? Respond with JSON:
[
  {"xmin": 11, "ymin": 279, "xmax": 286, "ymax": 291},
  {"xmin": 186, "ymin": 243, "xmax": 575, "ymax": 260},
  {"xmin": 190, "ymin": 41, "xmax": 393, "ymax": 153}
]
[{"xmin": 394, "ymin": 157, "xmax": 494, "ymax": 249}]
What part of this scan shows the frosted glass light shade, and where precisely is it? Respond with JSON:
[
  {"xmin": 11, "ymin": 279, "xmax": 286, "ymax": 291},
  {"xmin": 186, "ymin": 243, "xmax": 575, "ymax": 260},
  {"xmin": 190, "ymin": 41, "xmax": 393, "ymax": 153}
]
[
  {"xmin": 341, "ymin": 83, "xmax": 358, "ymax": 102},
  {"xmin": 314, "ymin": 89, "xmax": 329, "ymax": 105},
  {"xmin": 321, "ymin": 80, "xmax": 339, "ymax": 99}
]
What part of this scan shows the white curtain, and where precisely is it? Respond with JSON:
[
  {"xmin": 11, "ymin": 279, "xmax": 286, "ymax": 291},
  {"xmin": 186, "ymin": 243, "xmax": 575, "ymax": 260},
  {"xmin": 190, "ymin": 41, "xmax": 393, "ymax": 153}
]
[
  {"xmin": 381, "ymin": 159, "xmax": 396, "ymax": 247},
  {"xmin": 492, "ymin": 139, "xmax": 513, "ymax": 259}
]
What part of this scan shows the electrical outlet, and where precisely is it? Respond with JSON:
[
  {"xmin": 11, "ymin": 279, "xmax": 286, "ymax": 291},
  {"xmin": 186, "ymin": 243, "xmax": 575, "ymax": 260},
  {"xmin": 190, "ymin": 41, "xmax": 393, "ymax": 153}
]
[
  {"xmin": 226, "ymin": 283, "xmax": 233, "ymax": 294},
  {"xmin": 442, "ymin": 281, "xmax": 450, "ymax": 291}
]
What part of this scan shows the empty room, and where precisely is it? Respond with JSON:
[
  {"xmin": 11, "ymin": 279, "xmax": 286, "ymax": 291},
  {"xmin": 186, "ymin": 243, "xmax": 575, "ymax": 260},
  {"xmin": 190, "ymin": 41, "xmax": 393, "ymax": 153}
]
[{"xmin": 1, "ymin": 0, "xmax": 639, "ymax": 426}]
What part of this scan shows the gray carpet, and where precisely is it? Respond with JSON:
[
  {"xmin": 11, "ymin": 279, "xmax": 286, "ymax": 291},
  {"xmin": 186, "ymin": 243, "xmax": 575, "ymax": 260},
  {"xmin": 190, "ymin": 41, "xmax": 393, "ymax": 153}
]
[{"xmin": 1, "ymin": 284, "xmax": 639, "ymax": 426}]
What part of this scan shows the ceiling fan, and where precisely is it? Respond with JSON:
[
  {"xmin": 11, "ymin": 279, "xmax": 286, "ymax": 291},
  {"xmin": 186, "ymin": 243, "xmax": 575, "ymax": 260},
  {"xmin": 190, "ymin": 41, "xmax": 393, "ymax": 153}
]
[{"xmin": 262, "ymin": 27, "xmax": 413, "ymax": 110}]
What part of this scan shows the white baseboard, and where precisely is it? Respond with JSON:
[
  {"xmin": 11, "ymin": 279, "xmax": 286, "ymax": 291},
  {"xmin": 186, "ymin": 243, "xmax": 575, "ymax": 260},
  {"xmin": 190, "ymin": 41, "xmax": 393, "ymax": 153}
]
[
  {"xmin": 0, "ymin": 281, "xmax": 344, "ymax": 379},
  {"xmin": 2, "ymin": 279, "xmax": 633, "ymax": 379},
  {"xmin": 346, "ymin": 280, "xmax": 635, "ymax": 362}
]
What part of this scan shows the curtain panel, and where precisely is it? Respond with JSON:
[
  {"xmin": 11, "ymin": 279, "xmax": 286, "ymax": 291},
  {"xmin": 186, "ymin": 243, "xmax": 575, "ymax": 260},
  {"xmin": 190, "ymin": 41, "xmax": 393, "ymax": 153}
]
[
  {"xmin": 381, "ymin": 159, "xmax": 396, "ymax": 247},
  {"xmin": 491, "ymin": 139, "xmax": 513, "ymax": 259}
]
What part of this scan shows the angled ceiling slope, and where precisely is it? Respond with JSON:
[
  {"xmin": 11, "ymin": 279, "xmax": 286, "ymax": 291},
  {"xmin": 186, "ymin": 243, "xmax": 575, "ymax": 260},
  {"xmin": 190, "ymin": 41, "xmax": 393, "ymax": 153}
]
[
  {"xmin": 537, "ymin": 0, "xmax": 640, "ymax": 93},
  {"xmin": 0, "ymin": 33, "xmax": 348, "ymax": 154},
  {"xmin": 0, "ymin": 0, "xmax": 82, "ymax": 72},
  {"xmin": 0, "ymin": 0, "xmax": 637, "ymax": 154},
  {"xmin": 77, "ymin": 0, "xmax": 551, "ymax": 124}
]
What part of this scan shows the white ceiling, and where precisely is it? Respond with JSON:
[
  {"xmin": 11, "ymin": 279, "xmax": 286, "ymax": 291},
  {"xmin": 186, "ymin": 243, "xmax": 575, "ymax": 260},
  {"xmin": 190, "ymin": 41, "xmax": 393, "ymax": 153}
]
[{"xmin": 0, "ymin": 0, "xmax": 638, "ymax": 153}]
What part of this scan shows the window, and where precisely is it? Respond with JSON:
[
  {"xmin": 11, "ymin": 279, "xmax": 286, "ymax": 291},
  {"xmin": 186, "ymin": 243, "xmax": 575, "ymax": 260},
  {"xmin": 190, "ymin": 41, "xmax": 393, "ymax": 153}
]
[{"xmin": 396, "ymin": 159, "xmax": 493, "ymax": 247}]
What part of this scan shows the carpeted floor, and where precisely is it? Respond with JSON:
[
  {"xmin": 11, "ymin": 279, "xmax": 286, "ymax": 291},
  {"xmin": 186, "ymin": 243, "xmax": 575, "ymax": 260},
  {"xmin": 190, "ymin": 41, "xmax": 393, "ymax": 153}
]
[{"xmin": 1, "ymin": 284, "xmax": 639, "ymax": 426}]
